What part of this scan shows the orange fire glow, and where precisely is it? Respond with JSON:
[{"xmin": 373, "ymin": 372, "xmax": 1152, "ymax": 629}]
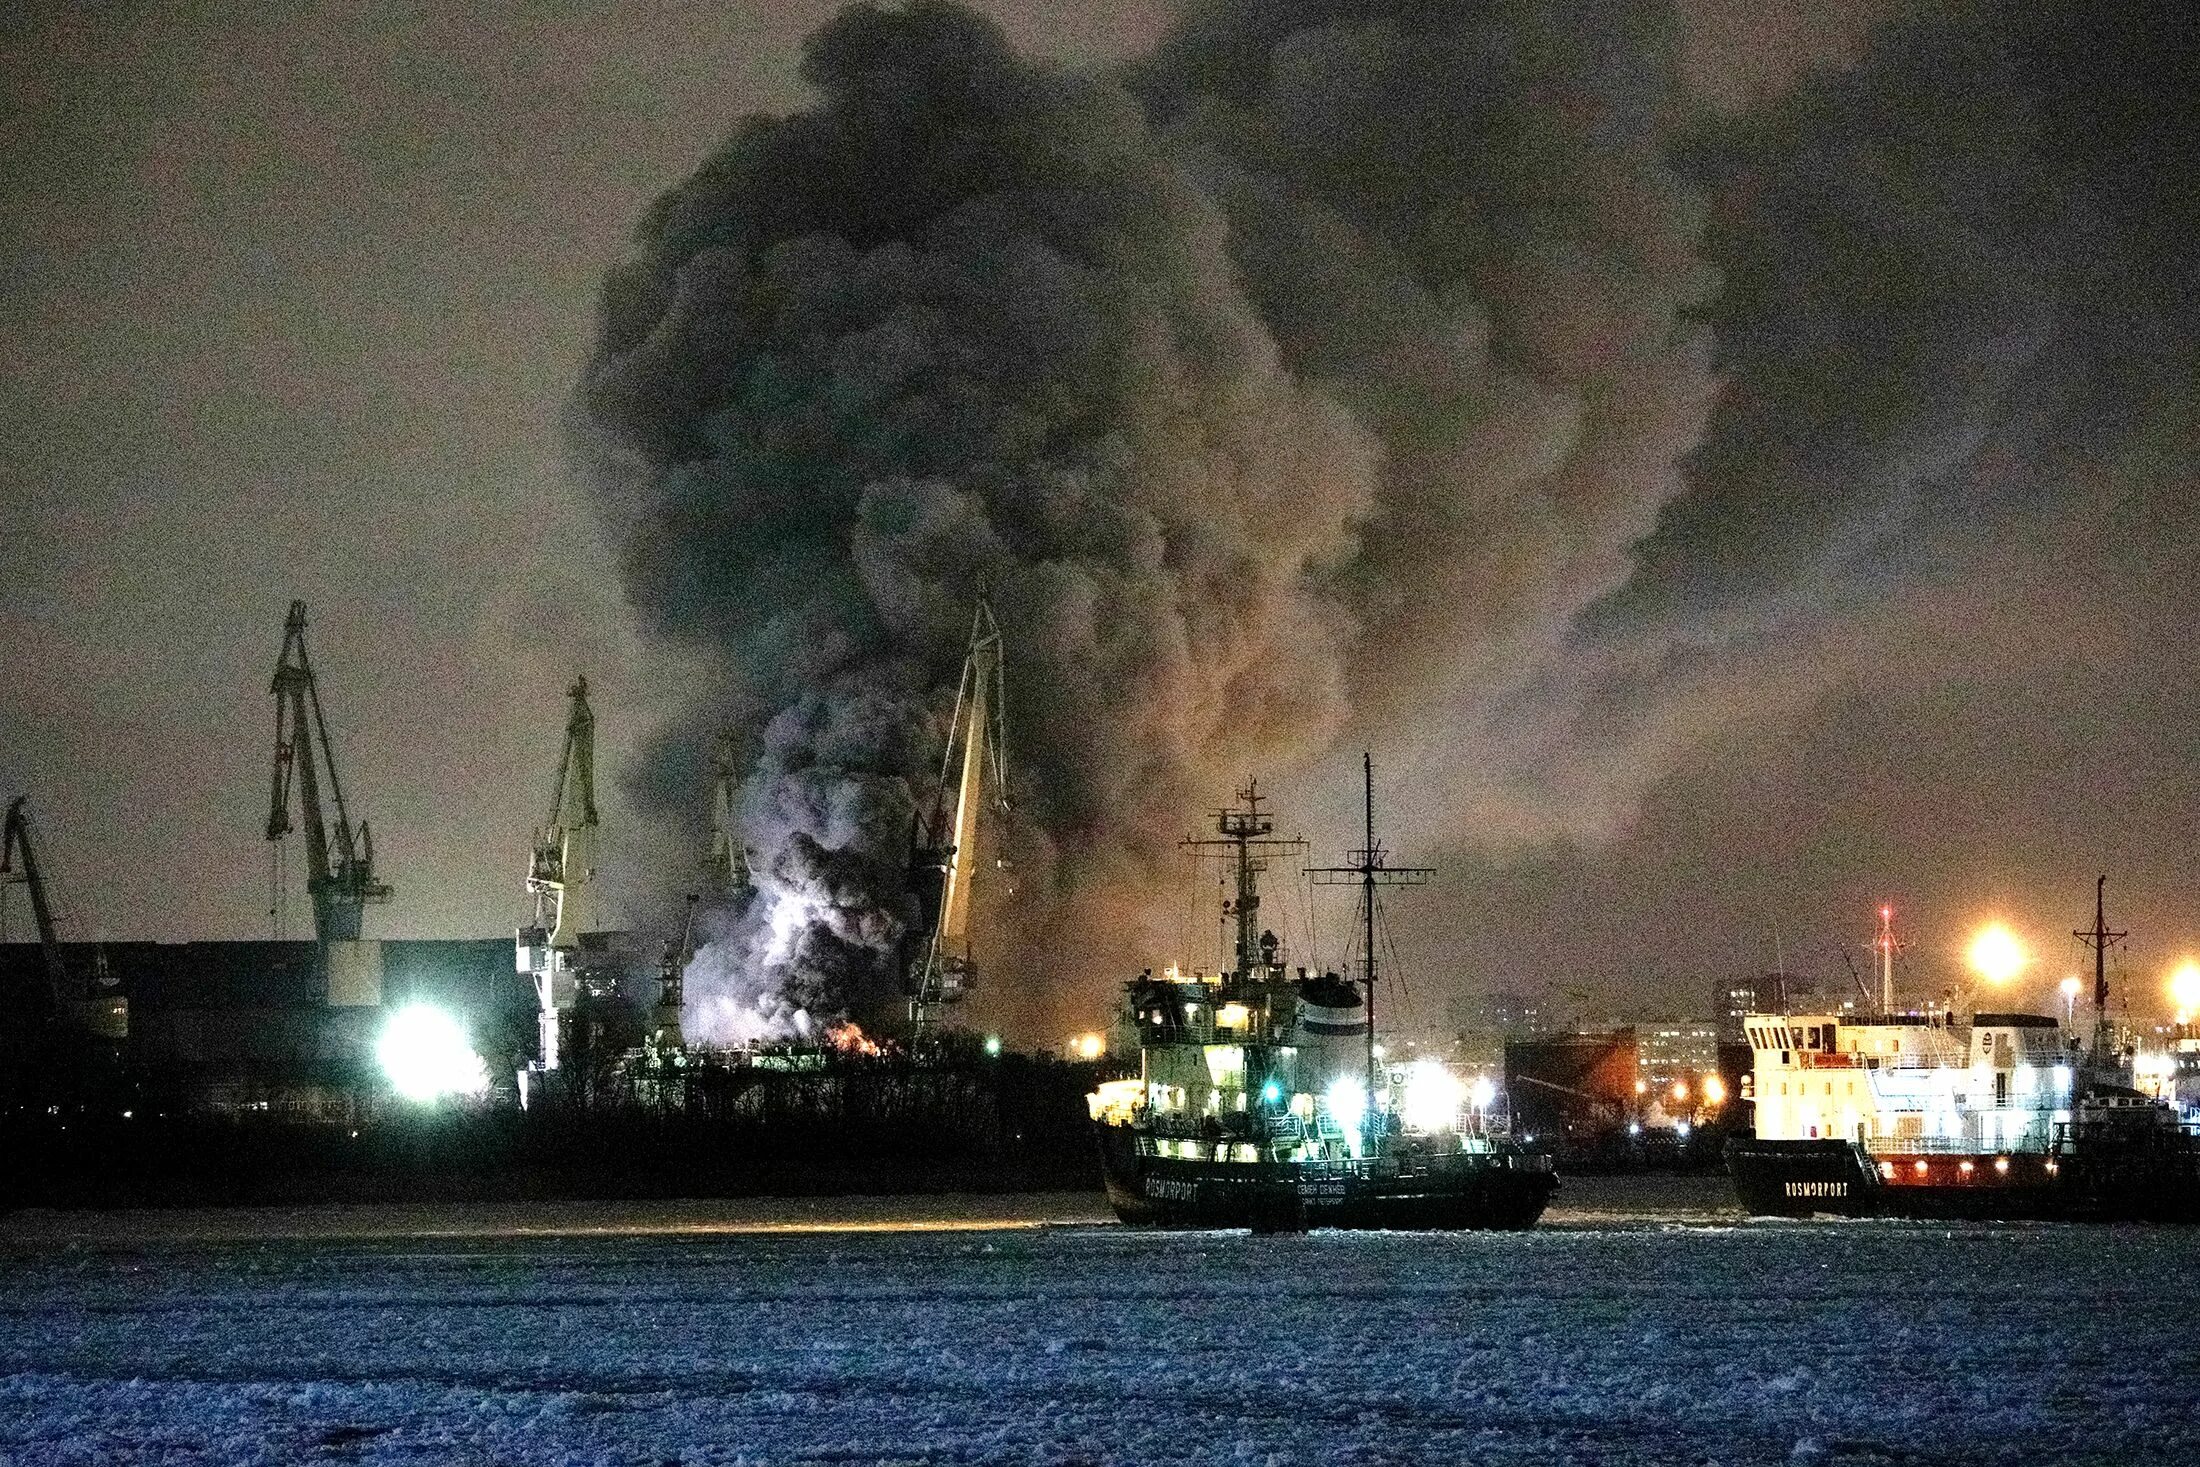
[{"xmin": 826, "ymin": 1021, "xmax": 883, "ymax": 1057}]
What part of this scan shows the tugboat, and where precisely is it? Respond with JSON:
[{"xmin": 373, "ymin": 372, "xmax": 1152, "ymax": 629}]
[
  {"xmin": 1727, "ymin": 882, "xmax": 2200, "ymax": 1222},
  {"xmin": 1088, "ymin": 757, "xmax": 1556, "ymax": 1231}
]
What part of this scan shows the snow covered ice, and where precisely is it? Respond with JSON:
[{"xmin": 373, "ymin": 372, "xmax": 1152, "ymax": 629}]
[{"xmin": 3, "ymin": 1186, "xmax": 2197, "ymax": 1466}]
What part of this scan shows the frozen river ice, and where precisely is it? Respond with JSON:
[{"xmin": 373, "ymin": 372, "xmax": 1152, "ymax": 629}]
[{"xmin": 2, "ymin": 1180, "xmax": 2196, "ymax": 1466}]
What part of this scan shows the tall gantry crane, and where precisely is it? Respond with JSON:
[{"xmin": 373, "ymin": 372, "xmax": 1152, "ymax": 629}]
[
  {"xmin": 519, "ymin": 676, "xmax": 600, "ymax": 1077},
  {"xmin": 705, "ymin": 732, "xmax": 748, "ymax": 893},
  {"xmin": 266, "ymin": 600, "xmax": 391, "ymax": 941},
  {"xmin": 3, "ymin": 795, "xmax": 127, "ymax": 1038},
  {"xmin": 2, "ymin": 795, "xmax": 70, "ymax": 1016},
  {"xmin": 908, "ymin": 593, "xmax": 1011, "ymax": 1040}
]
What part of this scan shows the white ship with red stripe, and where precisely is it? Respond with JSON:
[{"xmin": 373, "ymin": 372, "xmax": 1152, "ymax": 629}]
[{"xmin": 1728, "ymin": 893, "xmax": 2200, "ymax": 1221}]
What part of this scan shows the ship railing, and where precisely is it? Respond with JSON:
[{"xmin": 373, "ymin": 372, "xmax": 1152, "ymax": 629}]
[{"xmin": 1859, "ymin": 1135, "xmax": 2052, "ymax": 1156}]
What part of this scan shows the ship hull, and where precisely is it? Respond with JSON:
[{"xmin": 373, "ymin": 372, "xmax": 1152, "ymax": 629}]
[
  {"xmin": 1096, "ymin": 1124, "xmax": 1555, "ymax": 1231},
  {"xmin": 1728, "ymin": 1135, "xmax": 2200, "ymax": 1223}
]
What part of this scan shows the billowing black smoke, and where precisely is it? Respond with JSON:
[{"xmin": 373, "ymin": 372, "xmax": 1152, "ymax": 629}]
[
  {"xmin": 575, "ymin": 1, "xmax": 1376, "ymax": 1040},
  {"xmin": 577, "ymin": 0, "xmax": 2200, "ymax": 1038}
]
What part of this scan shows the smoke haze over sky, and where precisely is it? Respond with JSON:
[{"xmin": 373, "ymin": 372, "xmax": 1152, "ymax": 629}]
[{"xmin": 6, "ymin": 0, "xmax": 2198, "ymax": 1039}]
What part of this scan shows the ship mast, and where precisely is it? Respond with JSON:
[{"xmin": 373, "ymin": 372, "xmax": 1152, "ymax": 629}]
[
  {"xmin": 1310, "ymin": 754, "xmax": 1431, "ymax": 1110},
  {"xmin": 1874, "ymin": 903, "xmax": 1900, "ymax": 1015},
  {"xmin": 2074, "ymin": 874, "xmax": 2127, "ymax": 1059},
  {"xmin": 1180, "ymin": 782, "xmax": 1305, "ymax": 979}
]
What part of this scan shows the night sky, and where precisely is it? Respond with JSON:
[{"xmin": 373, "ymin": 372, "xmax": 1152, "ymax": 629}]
[{"xmin": 6, "ymin": 1, "xmax": 2197, "ymax": 1040}]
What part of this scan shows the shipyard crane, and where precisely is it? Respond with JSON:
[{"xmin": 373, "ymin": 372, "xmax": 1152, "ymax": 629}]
[
  {"xmin": 266, "ymin": 600, "xmax": 390, "ymax": 941},
  {"xmin": 651, "ymin": 893, "xmax": 698, "ymax": 1051},
  {"xmin": 2, "ymin": 796, "xmax": 127, "ymax": 1038},
  {"xmin": 2, "ymin": 796, "xmax": 69, "ymax": 1015},
  {"xmin": 705, "ymin": 732, "xmax": 748, "ymax": 892},
  {"xmin": 908, "ymin": 594, "xmax": 1011, "ymax": 1039},
  {"xmin": 519, "ymin": 676, "xmax": 600, "ymax": 1076}
]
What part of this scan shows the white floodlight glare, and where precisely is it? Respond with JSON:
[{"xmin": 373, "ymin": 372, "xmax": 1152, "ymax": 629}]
[
  {"xmin": 1400, "ymin": 1058, "xmax": 1465, "ymax": 1132},
  {"xmin": 377, "ymin": 1003, "xmax": 490, "ymax": 1103},
  {"xmin": 1324, "ymin": 1075, "xmax": 1367, "ymax": 1135},
  {"xmin": 1469, "ymin": 1074, "xmax": 1498, "ymax": 1110}
]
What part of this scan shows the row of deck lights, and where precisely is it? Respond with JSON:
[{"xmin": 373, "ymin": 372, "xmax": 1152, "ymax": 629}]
[{"xmin": 1878, "ymin": 1156, "xmax": 2059, "ymax": 1181}]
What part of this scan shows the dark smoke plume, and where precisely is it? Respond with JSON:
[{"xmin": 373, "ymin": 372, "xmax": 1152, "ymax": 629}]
[
  {"xmin": 1135, "ymin": 0, "xmax": 1722, "ymax": 842},
  {"xmin": 578, "ymin": 0, "xmax": 2200, "ymax": 1037},
  {"xmin": 575, "ymin": 1, "xmax": 1374, "ymax": 1040}
]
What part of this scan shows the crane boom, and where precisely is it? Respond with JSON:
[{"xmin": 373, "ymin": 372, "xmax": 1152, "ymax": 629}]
[
  {"xmin": 2, "ymin": 795, "xmax": 68, "ymax": 1010},
  {"xmin": 519, "ymin": 677, "xmax": 601, "ymax": 1082},
  {"xmin": 267, "ymin": 600, "xmax": 391, "ymax": 941},
  {"xmin": 908, "ymin": 593, "xmax": 1010, "ymax": 1040}
]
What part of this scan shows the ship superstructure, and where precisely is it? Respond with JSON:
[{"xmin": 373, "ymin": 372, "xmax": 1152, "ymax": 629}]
[
  {"xmin": 1729, "ymin": 890, "xmax": 2200, "ymax": 1221},
  {"xmin": 1089, "ymin": 766, "xmax": 1554, "ymax": 1231}
]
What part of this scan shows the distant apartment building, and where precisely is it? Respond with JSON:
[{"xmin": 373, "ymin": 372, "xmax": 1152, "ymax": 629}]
[
  {"xmin": 1715, "ymin": 974, "xmax": 1806, "ymax": 1039},
  {"xmin": 1637, "ymin": 1018, "xmax": 1722, "ymax": 1090},
  {"xmin": 1713, "ymin": 972, "xmax": 1865, "ymax": 1039},
  {"xmin": 1448, "ymin": 990, "xmax": 1551, "ymax": 1067}
]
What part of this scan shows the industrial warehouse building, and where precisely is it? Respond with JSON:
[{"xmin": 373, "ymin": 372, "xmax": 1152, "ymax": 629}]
[{"xmin": 0, "ymin": 938, "xmax": 530, "ymax": 1111}]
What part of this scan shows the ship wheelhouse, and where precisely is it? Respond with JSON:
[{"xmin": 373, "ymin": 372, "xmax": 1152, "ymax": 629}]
[{"xmin": 1745, "ymin": 1011, "xmax": 2078, "ymax": 1155}]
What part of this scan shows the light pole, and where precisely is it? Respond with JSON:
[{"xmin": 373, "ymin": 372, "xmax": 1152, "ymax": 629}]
[{"xmin": 2060, "ymin": 974, "xmax": 2081, "ymax": 1027}]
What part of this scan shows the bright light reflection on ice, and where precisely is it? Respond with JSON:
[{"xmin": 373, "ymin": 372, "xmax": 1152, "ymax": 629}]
[{"xmin": 377, "ymin": 1004, "xmax": 490, "ymax": 1103}]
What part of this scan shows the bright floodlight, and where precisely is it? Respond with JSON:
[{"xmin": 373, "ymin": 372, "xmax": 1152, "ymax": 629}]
[
  {"xmin": 1967, "ymin": 922, "xmax": 2028, "ymax": 985},
  {"xmin": 2171, "ymin": 961, "xmax": 2200, "ymax": 1019},
  {"xmin": 1400, "ymin": 1058, "xmax": 1465, "ymax": 1132},
  {"xmin": 1324, "ymin": 1075, "xmax": 1367, "ymax": 1133},
  {"xmin": 377, "ymin": 1003, "xmax": 490, "ymax": 1103},
  {"xmin": 1469, "ymin": 1074, "xmax": 1498, "ymax": 1110}
]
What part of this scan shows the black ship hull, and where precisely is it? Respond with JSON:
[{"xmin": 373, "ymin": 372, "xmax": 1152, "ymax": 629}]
[
  {"xmin": 1728, "ymin": 1135, "xmax": 2200, "ymax": 1223},
  {"xmin": 1097, "ymin": 1123, "xmax": 1556, "ymax": 1231}
]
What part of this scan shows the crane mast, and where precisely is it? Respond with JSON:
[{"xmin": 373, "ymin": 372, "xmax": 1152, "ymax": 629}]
[
  {"xmin": 3, "ymin": 795, "xmax": 127, "ymax": 1038},
  {"xmin": 652, "ymin": 892, "xmax": 698, "ymax": 1052},
  {"xmin": 266, "ymin": 600, "xmax": 390, "ymax": 941},
  {"xmin": 519, "ymin": 677, "xmax": 600, "ymax": 1081},
  {"xmin": 2, "ymin": 796, "xmax": 68, "ymax": 1012},
  {"xmin": 909, "ymin": 594, "xmax": 1010, "ymax": 1041},
  {"xmin": 706, "ymin": 732, "xmax": 748, "ymax": 893}
]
